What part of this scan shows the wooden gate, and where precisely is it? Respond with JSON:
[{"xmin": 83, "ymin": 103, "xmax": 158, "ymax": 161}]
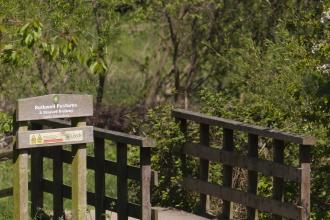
[{"xmin": 173, "ymin": 109, "xmax": 314, "ymax": 220}]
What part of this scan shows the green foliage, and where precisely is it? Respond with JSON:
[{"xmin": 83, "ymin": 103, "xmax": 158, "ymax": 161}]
[
  {"xmin": 0, "ymin": 112, "xmax": 12, "ymax": 135},
  {"xmin": 140, "ymin": 105, "xmax": 199, "ymax": 210}
]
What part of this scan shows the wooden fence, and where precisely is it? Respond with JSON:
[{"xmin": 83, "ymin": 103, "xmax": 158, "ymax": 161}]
[
  {"xmin": 172, "ymin": 109, "xmax": 314, "ymax": 220},
  {"xmin": 0, "ymin": 118, "xmax": 155, "ymax": 220}
]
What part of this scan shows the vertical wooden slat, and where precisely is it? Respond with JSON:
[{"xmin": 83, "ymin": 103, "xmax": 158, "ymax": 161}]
[
  {"xmin": 247, "ymin": 134, "xmax": 258, "ymax": 220},
  {"xmin": 272, "ymin": 139, "xmax": 284, "ymax": 220},
  {"xmin": 31, "ymin": 123, "xmax": 43, "ymax": 217},
  {"xmin": 71, "ymin": 118, "xmax": 87, "ymax": 220},
  {"xmin": 299, "ymin": 145, "xmax": 311, "ymax": 220},
  {"xmin": 13, "ymin": 121, "xmax": 29, "ymax": 220},
  {"xmin": 53, "ymin": 146, "xmax": 63, "ymax": 219},
  {"xmin": 176, "ymin": 118, "xmax": 187, "ymax": 177},
  {"xmin": 222, "ymin": 128, "xmax": 234, "ymax": 219},
  {"xmin": 94, "ymin": 137, "xmax": 105, "ymax": 220},
  {"xmin": 141, "ymin": 147, "xmax": 152, "ymax": 220},
  {"xmin": 117, "ymin": 142, "xmax": 128, "ymax": 220},
  {"xmin": 199, "ymin": 123, "xmax": 210, "ymax": 215}
]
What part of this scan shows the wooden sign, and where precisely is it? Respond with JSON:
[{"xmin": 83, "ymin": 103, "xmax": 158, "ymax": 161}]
[
  {"xmin": 17, "ymin": 94, "xmax": 93, "ymax": 121},
  {"xmin": 17, "ymin": 126, "xmax": 94, "ymax": 149}
]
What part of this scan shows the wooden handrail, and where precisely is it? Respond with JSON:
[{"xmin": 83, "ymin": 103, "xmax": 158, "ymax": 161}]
[
  {"xmin": 172, "ymin": 109, "xmax": 315, "ymax": 145},
  {"xmin": 0, "ymin": 119, "xmax": 154, "ymax": 161}
]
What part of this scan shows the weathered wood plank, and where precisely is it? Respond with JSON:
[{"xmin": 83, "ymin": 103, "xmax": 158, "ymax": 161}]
[
  {"xmin": 94, "ymin": 137, "xmax": 105, "ymax": 220},
  {"xmin": 183, "ymin": 177, "xmax": 302, "ymax": 220},
  {"xmin": 71, "ymin": 118, "xmax": 87, "ymax": 220},
  {"xmin": 42, "ymin": 179, "xmax": 142, "ymax": 219},
  {"xmin": 299, "ymin": 145, "xmax": 311, "ymax": 220},
  {"xmin": 95, "ymin": 128, "xmax": 155, "ymax": 148},
  {"xmin": 43, "ymin": 149, "xmax": 158, "ymax": 185},
  {"xmin": 17, "ymin": 94, "xmax": 93, "ymax": 121},
  {"xmin": 13, "ymin": 122, "xmax": 29, "ymax": 220},
  {"xmin": 172, "ymin": 109, "xmax": 315, "ymax": 145},
  {"xmin": 199, "ymin": 123, "xmax": 210, "ymax": 215},
  {"xmin": 17, "ymin": 126, "xmax": 94, "ymax": 149},
  {"xmin": 272, "ymin": 139, "xmax": 285, "ymax": 220},
  {"xmin": 31, "ymin": 121, "xmax": 44, "ymax": 217},
  {"xmin": 247, "ymin": 134, "xmax": 258, "ymax": 220},
  {"xmin": 183, "ymin": 143, "xmax": 301, "ymax": 182},
  {"xmin": 31, "ymin": 148, "xmax": 44, "ymax": 217},
  {"xmin": 141, "ymin": 147, "xmax": 152, "ymax": 220},
  {"xmin": 0, "ymin": 183, "xmax": 31, "ymax": 199},
  {"xmin": 53, "ymin": 146, "xmax": 64, "ymax": 219},
  {"xmin": 0, "ymin": 187, "xmax": 13, "ymax": 198},
  {"xmin": 222, "ymin": 128, "xmax": 234, "ymax": 219},
  {"xmin": 33, "ymin": 118, "xmax": 155, "ymax": 148},
  {"xmin": 176, "ymin": 118, "xmax": 188, "ymax": 178},
  {"xmin": 117, "ymin": 142, "xmax": 128, "ymax": 220}
]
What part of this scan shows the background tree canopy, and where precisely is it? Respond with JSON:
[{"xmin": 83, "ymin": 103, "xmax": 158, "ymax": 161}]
[{"xmin": 0, "ymin": 0, "xmax": 329, "ymax": 219}]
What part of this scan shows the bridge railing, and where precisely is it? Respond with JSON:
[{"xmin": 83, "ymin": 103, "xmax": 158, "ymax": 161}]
[
  {"xmin": 172, "ymin": 109, "xmax": 315, "ymax": 220},
  {"xmin": 0, "ymin": 119, "xmax": 155, "ymax": 220}
]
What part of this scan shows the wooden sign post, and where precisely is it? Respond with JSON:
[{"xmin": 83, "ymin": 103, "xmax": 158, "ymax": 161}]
[{"xmin": 14, "ymin": 94, "xmax": 93, "ymax": 220}]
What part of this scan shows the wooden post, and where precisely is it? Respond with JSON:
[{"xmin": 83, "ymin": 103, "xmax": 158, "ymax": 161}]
[
  {"xmin": 199, "ymin": 123, "xmax": 210, "ymax": 215},
  {"xmin": 53, "ymin": 146, "xmax": 64, "ymax": 219},
  {"xmin": 247, "ymin": 134, "xmax": 258, "ymax": 220},
  {"xmin": 272, "ymin": 139, "xmax": 284, "ymax": 220},
  {"xmin": 13, "ymin": 121, "xmax": 29, "ymax": 220},
  {"xmin": 71, "ymin": 118, "xmax": 87, "ymax": 220},
  {"xmin": 94, "ymin": 137, "xmax": 105, "ymax": 220},
  {"xmin": 31, "ymin": 123, "xmax": 44, "ymax": 218},
  {"xmin": 222, "ymin": 128, "xmax": 234, "ymax": 219},
  {"xmin": 176, "ymin": 118, "xmax": 187, "ymax": 177},
  {"xmin": 140, "ymin": 146, "xmax": 152, "ymax": 220},
  {"xmin": 299, "ymin": 145, "xmax": 311, "ymax": 220},
  {"xmin": 117, "ymin": 142, "xmax": 128, "ymax": 220}
]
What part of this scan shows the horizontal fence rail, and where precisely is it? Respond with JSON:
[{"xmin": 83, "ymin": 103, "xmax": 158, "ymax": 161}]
[
  {"xmin": 172, "ymin": 109, "xmax": 314, "ymax": 220},
  {"xmin": 173, "ymin": 109, "xmax": 315, "ymax": 145},
  {"xmin": 0, "ymin": 119, "xmax": 156, "ymax": 220}
]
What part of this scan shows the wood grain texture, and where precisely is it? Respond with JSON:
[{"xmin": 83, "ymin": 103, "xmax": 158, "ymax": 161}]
[
  {"xmin": 31, "ymin": 120, "xmax": 44, "ymax": 217},
  {"xmin": 247, "ymin": 134, "xmax": 258, "ymax": 220},
  {"xmin": 272, "ymin": 139, "xmax": 285, "ymax": 220},
  {"xmin": 31, "ymin": 148, "xmax": 44, "ymax": 217},
  {"xmin": 172, "ymin": 109, "xmax": 315, "ymax": 145},
  {"xmin": 199, "ymin": 123, "xmax": 210, "ymax": 215},
  {"xmin": 17, "ymin": 126, "xmax": 94, "ymax": 149},
  {"xmin": 141, "ymin": 147, "xmax": 152, "ymax": 220},
  {"xmin": 17, "ymin": 94, "xmax": 93, "ymax": 121},
  {"xmin": 222, "ymin": 128, "xmax": 234, "ymax": 219},
  {"xmin": 117, "ymin": 142, "xmax": 128, "ymax": 220},
  {"xmin": 183, "ymin": 143, "xmax": 301, "ymax": 181},
  {"xmin": 53, "ymin": 146, "xmax": 64, "ymax": 219},
  {"xmin": 41, "ymin": 179, "xmax": 142, "ymax": 219},
  {"xmin": 33, "ymin": 118, "xmax": 155, "ymax": 148},
  {"xmin": 183, "ymin": 177, "xmax": 302, "ymax": 219},
  {"xmin": 71, "ymin": 118, "xmax": 87, "ymax": 220},
  {"xmin": 299, "ymin": 145, "xmax": 311, "ymax": 220},
  {"xmin": 94, "ymin": 137, "xmax": 105, "ymax": 220},
  {"xmin": 43, "ymin": 149, "xmax": 159, "ymax": 185},
  {"xmin": 13, "ymin": 122, "xmax": 29, "ymax": 220}
]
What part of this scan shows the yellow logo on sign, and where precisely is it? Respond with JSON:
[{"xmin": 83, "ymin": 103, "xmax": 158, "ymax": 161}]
[
  {"xmin": 31, "ymin": 135, "xmax": 36, "ymax": 144},
  {"xmin": 37, "ymin": 134, "xmax": 43, "ymax": 144}
]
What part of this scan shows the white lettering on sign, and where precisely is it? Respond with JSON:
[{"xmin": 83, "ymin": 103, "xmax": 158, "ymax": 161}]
[
  {"xmin": 17, "ymin": 94, "xmax": 93, "ymax": 121},
  {"xmin": 29, "ymin": 130, "xmax": 83, "ymax": 145},
  {"xmin": 34, "ymin": 103, "xmax": 78, "ymax": 116}
]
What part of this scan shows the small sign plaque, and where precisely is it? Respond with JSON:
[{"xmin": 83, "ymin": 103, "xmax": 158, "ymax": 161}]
[
  {"xmin": 17, "ymin": 94, "xmax": 93, "ymax": 121},
  {"xmin": 17, "ymin": 126, "xmax": 94, "ymax": 149}
]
